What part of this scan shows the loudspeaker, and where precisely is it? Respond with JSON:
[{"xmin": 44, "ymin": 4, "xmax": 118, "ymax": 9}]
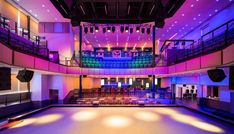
[
  {"xmin": 207, "ymin": 69, "xmax": 226, "ymax": 82},
  {"xmin": 0, "ymin": 67, "xmax": 11, "ymax": 90},
  {"xmin": 229, "ymin": 66, "xmax": 234, "ymax": 89},
  {"xmin": 16, "ymin": 69, "xmax": 34, "ymax": 82}
]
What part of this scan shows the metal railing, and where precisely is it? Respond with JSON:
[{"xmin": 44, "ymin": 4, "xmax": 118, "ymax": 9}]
[
  {"xmin": 157, "ymin": 18, "xmax": 234, "ymax": 66},
  {"xmin": 0, "ymin": 92, "xmax": 31, "ymax": 107}
]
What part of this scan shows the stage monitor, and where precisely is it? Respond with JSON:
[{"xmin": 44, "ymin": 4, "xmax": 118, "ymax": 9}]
[{"xmin": 207, "ymin": 69, "xmax": 226, "ymax": 82}]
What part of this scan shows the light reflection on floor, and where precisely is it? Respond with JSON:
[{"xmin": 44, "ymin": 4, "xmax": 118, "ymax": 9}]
[{"xmin": 2, "ymin": 107, "xmax": 233, "ymax": 134}]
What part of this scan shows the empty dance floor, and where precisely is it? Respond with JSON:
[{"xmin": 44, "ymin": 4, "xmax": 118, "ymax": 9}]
[{"xmin": 2, "ymin": 107, "xmax": 233, "ymax": 134}]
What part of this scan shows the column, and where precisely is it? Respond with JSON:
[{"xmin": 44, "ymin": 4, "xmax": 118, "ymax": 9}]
[
  {"xmin": 152, "ymin": 25, "xmax": 156, "ymax": 66},
  {"xmin": 152, "ymin": 75, "xmax": 156, "ymax": 98},
  {"xmin": 79, "ymin": 25, "xmax": 82, "ymax": 67},
  {"xmin": 79, "ymin": 75, "xmax": 83, "ymax": 98}
]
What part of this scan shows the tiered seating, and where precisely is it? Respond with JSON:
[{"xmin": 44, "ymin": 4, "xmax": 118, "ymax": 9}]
[
  {"xmin": 82, "ymin": 55, "xmax": 153, "ymax": 68},
  {"xmin": 0, "ymin": 26, "xmax": 49, "ymax": 58}
]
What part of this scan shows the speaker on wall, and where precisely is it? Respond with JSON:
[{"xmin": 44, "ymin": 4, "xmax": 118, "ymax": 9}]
[
  {"xmin": 16, "ymin": 69, "xmax": 34, "ymax": 82},
  {"xmin": 229, "ymin": 66, "xmax": 234, "ymax": 90},
  {"xmin": 0, "ymin": 67, "xmax": 11, "ymax": 90},
  {"xmin": 207, "ymin": 69, "xmax": 226, "ymax": 82}
]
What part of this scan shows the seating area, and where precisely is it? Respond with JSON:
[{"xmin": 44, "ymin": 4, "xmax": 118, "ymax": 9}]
[
  {"xmin": 163, "ymin": 19, "xmax": 234, "ymax": 66},
  {"xmin": 82, "ymin": 55, "xmax": 153, "ymax": 68}
]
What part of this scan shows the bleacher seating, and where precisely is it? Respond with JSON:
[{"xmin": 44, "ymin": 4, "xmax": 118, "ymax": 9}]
[{"xmin": 82, "ymin": 55, "xmax": 153, "ymax": 68}]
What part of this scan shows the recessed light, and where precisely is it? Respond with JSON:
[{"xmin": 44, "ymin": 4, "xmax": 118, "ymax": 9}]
[
  {"xmin": 181, "ymin": 14, "xmax": 185, "ymax": 16},
  {"xmin": 47, "ymin": 9, "xmax": 50, "ymax": 12},
  {"xmin": 42, "ymin": 4, "xmax": 45, "ymax": 8},
  {"xmin": 16, "ymin": 0, "xmax": 19, "ymax": 1},
  {"xmin": 55, "ymin": 18, "xmax": 58, "ymax": 20},
  {"xmin": 216, "ymin": 0, "xmax": 219, "ymax": 2},
  {"xmin": 193, "ymin": 17, "xmax": 196, "ymax": 20},
  {"xmin": 34, "ymin": 14, "xmax": 38, "ymax": 17},
  {"xmin": 174, "ymin": 21, "xmax": 178, "ymax": 23},
  {"xmin": 209, "ymin": 14, "xmax": 212, "ymax": 16},
  {"xmin": 199, "ymin": 21, "xmax": 202, "ymax": 24},
  {"xmin": 215, "ymin": 9, "xmax": 218, "ymax": 12},
  {"xmin": 198, "ymin": 14, "xmax": 201, "ymax": 17},
  {"xmin": 190, "ymin": 4, "xmax": 194, "ymax": 7},
  {"xmin": 29, "ymin": 10, "xmax": 32, "ymax": 12},
  {"xmin": 185, "ymin": 24, "xmax": 188, "ymax": 27}
]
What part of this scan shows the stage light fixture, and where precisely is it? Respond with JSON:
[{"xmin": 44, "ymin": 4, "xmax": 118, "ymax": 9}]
[
  {"xmin": 107, "ymin": 27, "xmax": 111, "ymax": 32},
  {"xmin": 136, "ymin": 27, "xmax": 140, "ymax": 32},
  {"xmin": 130, "ymin": 28, "xmax": 133, "ymax": 34},
  {"xmin": 90, "ymin": 27, "xmax": 93, "ymax": 33},
  {"xmin": 112, "ymin": 26, "xmax": 115, "ymax": 33},
  {"xmin": 84, "ymin": 27, "xmax": 88, "ymax": 34},
  {"xmin": 125, "ymin": 26, "xmax": 129, "ymax": 32},
  {"xmin": 120, "ymin": 26, "xmax": 124, "ymax": 33},
  {"xmin": 147, "ymin": 28, "xmax": 151, "ymax": 34},
  {"xmin": 141, "ymin": 28, "xmax": 145, "ymax": 34},
  {"xmin": 95, "ymin": 26, "xmax": 99, "ymax": 32},
  {"xmin": 103, "ymin": 27, "xmax": 106, "ymax": 33}
]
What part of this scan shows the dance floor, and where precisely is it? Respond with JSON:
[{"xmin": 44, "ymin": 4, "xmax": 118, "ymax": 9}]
[{"xmin": 1, "ymin": 107, "xmax": 233, "ymax": 134}]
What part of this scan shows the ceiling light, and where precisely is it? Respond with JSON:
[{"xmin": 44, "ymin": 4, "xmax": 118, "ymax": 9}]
[
  {"xmin": 199, "ymin": 21, "xmax": 202, "ymax": 24},
  {"xmin": 29, "ymin": 10, "xmax": 32, "ymax": 12},
  {"xmin": 112, "ymin": 26, "xmax": 115, "ymax": 33},
  {"xmin": 103, "ymin": 28, "xmax": 106, "ymax": 33},
  {"xmin": 125, "ymin": 26, "xmax": 129, "ymax": 32},
  {"xmin": 209, "ymin": 14, "xmax": 212, "ymax": 16},
  {"xmin": 42, "ymin": 4, "xmax": 45, "ymax": 8},
  {"xmin": 181, "ymin": 14, "xmax": 185, "ymax": 16},
  {"xmin": 95, "ymin": 26, "xmax": 99, "ymax": 32},
  {"xmin": 174, "ymin": 21, "xmax": 178, "ymax": 23},
  {"xmin": 47, "ymin": 9, "xmax": 50, "ymax": 12},
  {"xmin": 215, "ymin": 9, "xmax": 218, "ymax": 12},
  {"xmin": 190, "ymin": 4, "xmax": 194, "ymax": 8},
  {"xmin": 84, "ymin": 27, "xmax": 88, "ymax": 34},
  {"xmin": 147, "ymin": 28, "xmax": 151, "ymax": 34},
  {"xmin": 136, "ymin": 27, "xmax": 140, "ymax": 32},
  {"xmin": 193, "ymin": 17, "xmax": 196, "ymax": 20},
  {"xmin": 90, "ymin": 27, "xmax": 93, "ymax": 33},
  {"xmin": 54, "ymin": 18, "xmax": 58, "ymax": 21},
  {"xmin": 198, "ymin": 14, "xmax": 201, "ymax": 17},
  {"xmin": 34, "ymin": 14, "xmax": 38, "ymax": 17},
  {"xmin": 120, "ymin": 26, "xmax": 124, "ymax": 33},
  {"xmin": 130, "ymin": 28, "xmax": 133, "ymax": 34},
  {"xmin": 107, "ymin": 27, "xmax": 111, "ymax": 32},
  {"xmin": 141, "ymin": 28, "xmax": 145, "ymax": 34}
]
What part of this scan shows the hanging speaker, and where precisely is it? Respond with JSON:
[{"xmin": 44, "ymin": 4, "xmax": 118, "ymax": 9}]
[
  {"xmin": 229, "ymin": 66, "xmax": 234, "ymax": 90},
  {"xmin": 207, "ymin": 69, "xmax": 226, "ymax": 82},
  {"xmin": 16, "ymin": 69, "xmax": 34, "ymax": 82},
  {"xmin": 0, "ymin": 67, "xmax": 11, "ymax": 90}
]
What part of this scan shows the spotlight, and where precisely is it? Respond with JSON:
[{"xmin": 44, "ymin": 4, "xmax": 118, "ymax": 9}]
[
  {"xmin": 125, "ymin": 26, "xmax": 129, "ymax": 32},
  {"xmin": 112, "ymin": 26, "xmax": 115, "ymax": 33},
  {"xmin": 147, "ymin": 28, "xmax": 151, "ymax": 34},
  {"xmin": 90, "ymin": 27, "xmax": 93, "ymax": 33},
  {"xmin": 136, "ymin": 27, "xmax": 140, "ymax": 32},
  {"xmin": 130, "ymin": 28, "xmax": 133, "ymax": 34},
  {"xmin": 141, "ymin": 28, "xmax": 145, "ymax": 34},
  {"xmin": 84, "ymin": 27, "xmax": 88, "ymax": 34},
  {"xmin": 107, "ymin": 27, "xmax": 111, "ymax": 32},
  {"xmin": 103, "ymin": 27, "xmax": 106, "ymax": 33},
  {"xmin": 95, "ymin": 26, "xmax": 99, "ymax": 32},
  {"xmin": 120, "ymin": 26, "xmax": 124, "ymax": 33}
]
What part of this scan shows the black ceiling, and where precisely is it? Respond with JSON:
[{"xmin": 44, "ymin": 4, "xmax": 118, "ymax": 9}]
[{"xmin": 50, "ymin": 0, "xmax": 185, "ymax": 28}]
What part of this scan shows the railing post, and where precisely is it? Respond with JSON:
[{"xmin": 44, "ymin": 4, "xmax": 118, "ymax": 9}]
[
  {"xmin": 7, "ymin": 29, "xmax": 10, "ymax": 45},
  {"xmin": 20, "ymin": 93, "xmax": 22, "ymax": 103},
  {"xmin": 5, "ymin": 95, "xmax": 7, "ymax": 106}
]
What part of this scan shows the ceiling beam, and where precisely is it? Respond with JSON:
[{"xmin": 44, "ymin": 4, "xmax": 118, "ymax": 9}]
[
  {"xmin": 91, "ymin": 0, "xmax": 97, "ymax": 18},
  {"xmin": 138, "ymin": 1, "xmax": 144, "ymax": 18}
]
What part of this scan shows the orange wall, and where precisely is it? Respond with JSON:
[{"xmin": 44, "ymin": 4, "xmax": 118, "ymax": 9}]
[{"xmin": 0, "ymin": 0, "xmax": 38, "ymax": 33}]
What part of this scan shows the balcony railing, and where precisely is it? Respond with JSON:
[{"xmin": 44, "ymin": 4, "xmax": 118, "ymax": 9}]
[{"xmin": 157, "ymin": 18, "xmax": 234, "ymax": 66}]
